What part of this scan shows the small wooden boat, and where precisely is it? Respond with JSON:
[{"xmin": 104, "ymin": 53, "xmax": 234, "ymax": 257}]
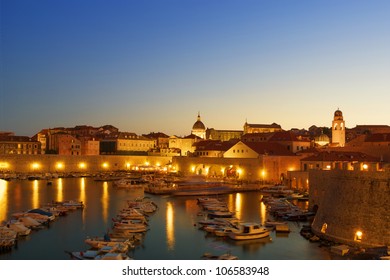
[
  {"xmin": 85, "ymin": 236, "xmax": 134, "ymax": 250},
  {"xmin": 228, "ymin": 223, "xmax": 270, "ymax": 241},
  {"xmin": 7, "ymin": 221, "xmax": 31, "ymax": 236},
  {"xmin": 67, "ymin": 249, "xmax": 132, "ymax": 260}
]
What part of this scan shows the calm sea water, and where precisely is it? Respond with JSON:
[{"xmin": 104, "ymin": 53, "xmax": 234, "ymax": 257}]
[{"xmin": 0, "ymin": 178, "xmax": 331, "ymax": 260}]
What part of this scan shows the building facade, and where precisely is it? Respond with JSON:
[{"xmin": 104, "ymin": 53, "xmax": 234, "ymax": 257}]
[{"xmin": 243, "ymin": 122, "xmax": 282, "ymax": 134}]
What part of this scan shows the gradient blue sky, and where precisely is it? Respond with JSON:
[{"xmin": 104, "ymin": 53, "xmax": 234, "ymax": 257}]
[{"xmin": 1, "ymin": 0, "xmax": 389, "ymax": 137}]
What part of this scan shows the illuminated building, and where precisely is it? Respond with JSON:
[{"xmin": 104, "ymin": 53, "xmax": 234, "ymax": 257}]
[
  {"xmin": 243, "ymin": 121, "xmax": 282, "ymax": 134},
  {"xmin": 331, "ymin": 109, "xmax": 346, "ymax": 147},
  {"xmin": 191, "ymin": 112, "xmax": 206, "ymax": 139}
]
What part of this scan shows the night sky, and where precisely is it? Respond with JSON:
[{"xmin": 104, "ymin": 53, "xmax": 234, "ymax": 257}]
[{"xmin": 1, "ymin": 0, "xmax": 389, "ymax": 137}]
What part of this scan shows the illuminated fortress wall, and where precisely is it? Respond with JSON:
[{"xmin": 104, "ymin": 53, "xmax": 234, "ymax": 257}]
[
  {"xmin": 0, "ymin": 154, "xmax": 172, "ymax": 173},
  {"xmin": 309, "ymin": 170, "xmax": 390, "ymax": 247}
]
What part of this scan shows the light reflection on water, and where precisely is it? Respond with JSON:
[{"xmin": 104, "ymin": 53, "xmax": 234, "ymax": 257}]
[
  {"xmin": 166, "ymin": 201, "xmax": 175, "ymax": 250},
  {"xmin": 57, "ymin": 178, "xmax": 63, "ymax": 203},
  {"xmin": 0, "ymin": 179, "xmax": 8, "ymax": 222},
  {"xmin": 0, "ymin": 178, "xmax": 331, "ymax": 260}
]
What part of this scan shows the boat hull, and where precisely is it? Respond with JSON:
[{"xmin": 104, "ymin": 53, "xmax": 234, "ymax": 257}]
[{"xmin": 228, "ymin": 230, "xmax": 270, "ymax": 240}]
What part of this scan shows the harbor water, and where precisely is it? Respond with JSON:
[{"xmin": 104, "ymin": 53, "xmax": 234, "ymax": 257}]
[{"xmin": 0, "ymin": 177, "xmax": 331, "ymax": 260}]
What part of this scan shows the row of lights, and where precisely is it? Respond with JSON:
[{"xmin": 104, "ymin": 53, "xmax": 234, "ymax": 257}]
[
  {"xmin": 325, "ymin": 164, "xmax": 369, "ymax": 170},
  {"xmin": 190, "ymin": 164, "xmax": 266, "ymax": 179},
  {"xmin": 0, "ymin": 161, "xmax": 168, "ymax": 171}
]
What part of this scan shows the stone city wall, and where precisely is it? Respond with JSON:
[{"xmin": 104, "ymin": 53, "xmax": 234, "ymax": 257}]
[
  {"xmin": 0, "ymin": 154, "xmax": 172, "ymax": 174},
  {"xmin": 309, "ymin": 170, "xmax": 390, "ymax": 247}
]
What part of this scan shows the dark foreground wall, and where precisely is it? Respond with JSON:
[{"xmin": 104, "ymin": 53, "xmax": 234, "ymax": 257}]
[{"xmin": 309, "ymin": 170, "xmax": 390, "ymax": 247}]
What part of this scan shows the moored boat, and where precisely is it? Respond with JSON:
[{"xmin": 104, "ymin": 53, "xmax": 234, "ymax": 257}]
[{"xmin": 228, "ymin": 223, "xmax": 270, "ymax": 241}]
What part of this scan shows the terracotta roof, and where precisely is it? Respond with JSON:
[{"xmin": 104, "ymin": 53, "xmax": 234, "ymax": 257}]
[
  {"xmin": 269, "ymin": 131, "xmax": 311, "ymax": 142},
  {"xmin": 246, "ymin": 123, "xmax": 281, "ymax": 128},
  {"xmin": 244, "ymin": 142, "xmax": 295, "ymax": 156},
  {"xmin": 0, "ymin": 135, "xmax": 35, "ymax": 142},
  {"xmin": 143, "ymin": 132, "xmax": 170, "ymax": 139},
  {"xmin": 184, "ymin": 134, "xmax": 202, "ymax": 139},
  {"xmin": 194, "ymin": 140, "xmax": 238, "ymax": 151},
  {"xmin": 365, "ymin": 133, "xmax": 390, "ymax": 142},
  {"xmin": 301, "ymin": 151, "xmax": 380, "ymax": 162}
]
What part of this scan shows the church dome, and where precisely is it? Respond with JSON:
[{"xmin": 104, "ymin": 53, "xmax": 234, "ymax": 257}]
[{"xmin": 192, "ymin": 113, "xmax": 205, "ymax": 130}]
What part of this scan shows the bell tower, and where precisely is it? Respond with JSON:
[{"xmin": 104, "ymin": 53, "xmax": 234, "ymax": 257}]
[{"xmin": 332, "ymin": 108, "xmax": 345, "ymax": 147}]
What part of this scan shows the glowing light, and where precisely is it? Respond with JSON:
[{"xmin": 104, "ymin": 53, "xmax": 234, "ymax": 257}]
[
  {"xmin": 156, "ymin": 162, "xmax": 161, "ymax": 167},
  {"xmin": 221, "ymin": 167, "xmax": 225, "ymax": 174},
  {"xmin": 261, "ymin": 169, "xmax": 266, "ymax": 178},
  {"xmin": 126, "ymin": 163, "xmax": 131, "ymax": 169},
  {"xmin": 355, "ymin": 230, "xmax": 363, "ymax": 241},
  {"xmin": 102, "ymin": 162, "xmax": 109, "ymax": 169},
  {"xmin": 326, "ymin": 165, "xmax": 331, "ymax": 170},
  {"xmin": 145, "ymin": 161, "xmax": 150, "ymax": 166},
  {"xmin": 191, "ymin": 166, "xmax": 195, "ymax": 173},
  {"xmin": 79, "ymin": 162, "xmax": 86, "ymax": 169},
  {"xmin": 321, "ymin": 223, "xmax": 328, "ymax": 233},
  {"xmin": 31, "ymin": 162, "xmax": 40, "ymax": 170},
  {"xmin": 0, "ymin": 162, "xmax": 9, "ymax": 169},
  {"xmin": 56, "ymin": 162, "xmax": 64, "ymax": 170},
  {"xmin": 362, "ymin": 164, "xmax": 368, "ymax": 170}
]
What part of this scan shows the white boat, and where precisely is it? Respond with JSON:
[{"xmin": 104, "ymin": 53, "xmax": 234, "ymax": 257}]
[
  {"xmin": 7, "ymin": 221, "xmax": 31, "ymax": 236},
  {"xmin": 202, "ymin": 252, "xmax": 239, "ymax": 260},
  {"xmin": 85, "ymin": 236, "xmax": 134, "ymax": 250},
  {"xmin": 228, "ymin": 223, "xmax": 270, "ymax": 240},
  {"xmin": 68, "ymin": 250, "xmax": 132, "ymax": 260},
  {"xmin": 214, "ymin": 226, "xmax": 238, "ymax": 237},
  {"xmin": 113, "ymin": 178, "xmax": 147, "ymax": 188},
  {"xmin": 0, "ymin": 226, "xmax": 18, "ymax": 240},
  {"xmin": 261, "ymin": 185, "xmax": 294, "ymax": 196},
  {"xmin": 112, "ymin": 225, "xmax": 148, "ymax": 234},
  {"xmin": 58, "ymin": 200, "xmax": 84, "ymax": 209},
  {"xmin": 18, "ymin": 216, "xmax": 42, "ymax": 229},
  {"xmin": 12, "ymin": 212, "xmax": 51, "ymax": 224},
  {"xmin": 112, "ymin": 219, "xmax": 148, "ymax": 231}
]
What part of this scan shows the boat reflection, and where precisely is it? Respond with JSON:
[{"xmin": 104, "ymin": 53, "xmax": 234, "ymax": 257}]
[{"xmin": 225, "ymin": 235, "xmax": 272, "ymax": 252}]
